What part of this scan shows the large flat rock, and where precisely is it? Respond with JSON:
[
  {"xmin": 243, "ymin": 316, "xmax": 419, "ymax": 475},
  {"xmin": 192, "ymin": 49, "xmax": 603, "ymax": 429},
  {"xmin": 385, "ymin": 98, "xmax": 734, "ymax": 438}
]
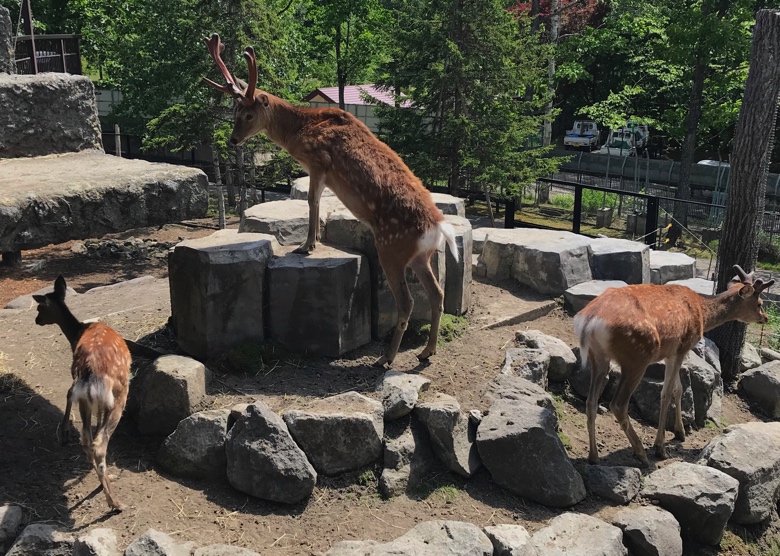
[
  {"xmin": 0, "ymin": 150, "xmax": 208, "ymax": 252},
  {"xmin": 510, "ymin": 229, "xmax": 593, "ymax": 295},
  {"xmin": 649, "ymin": 251, "xmax": 695, "ymax": 284},
  {"xmin": 589, "ymin": 237, "xmax": 650, "ymax": 284},
  {"xmin": 668, "ymin": 277, "xmax": 715, "ymax": 296}
]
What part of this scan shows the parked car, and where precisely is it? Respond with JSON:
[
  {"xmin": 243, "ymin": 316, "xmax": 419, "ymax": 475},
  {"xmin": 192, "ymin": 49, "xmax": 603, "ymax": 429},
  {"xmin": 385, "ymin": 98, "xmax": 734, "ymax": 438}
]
[{"xmin": 563, "ymin": 120, "xmax": 601, "ymax": 151}]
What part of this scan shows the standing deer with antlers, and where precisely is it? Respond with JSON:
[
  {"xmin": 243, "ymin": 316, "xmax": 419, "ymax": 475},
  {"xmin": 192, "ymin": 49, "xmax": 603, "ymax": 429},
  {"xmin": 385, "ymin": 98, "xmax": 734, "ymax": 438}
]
[
  {"xmin": 202, "ymin": 34, "xmax": 458, "ymax": 367},
  {"xmin": 34, "ymin": 276, "xmax": 130, "ymax": 511},
  {"xmin": 575, "ymin": 265, "xmax": 773, "ymax": 467}
]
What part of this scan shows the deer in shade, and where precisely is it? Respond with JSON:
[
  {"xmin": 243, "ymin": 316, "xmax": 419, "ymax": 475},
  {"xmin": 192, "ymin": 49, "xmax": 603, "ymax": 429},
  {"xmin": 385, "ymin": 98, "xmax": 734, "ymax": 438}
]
[
  {"xmin": 34, "ymin": 276, "xmax": 130, "ymax": 511},
  {"xmin": 574, "ymin": 265, "xmax": 773, "ymax": 466},
  {"xmin": 202, "ymin": 34, "xmax": 458, "ymax": 367}
]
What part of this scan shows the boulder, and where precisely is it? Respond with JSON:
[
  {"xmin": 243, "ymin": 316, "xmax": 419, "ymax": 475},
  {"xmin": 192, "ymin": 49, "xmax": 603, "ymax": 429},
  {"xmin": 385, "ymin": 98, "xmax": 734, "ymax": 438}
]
[
  {"xmin": 226, "ymin": 401, "xmax": 316, "ymax": 504},
  {"xmin": 511, "ymin": 230, "xmax": 593, "ymax": 295},
  {"xmin": 73, "ymin": 528, "xmax": 119, "ymax": 556},
  {"xmin": 415, "ymin": 393, "xmax": 481, "ymax": 478},
  {"xmin": 698, "ymin": 421, "xmax": 780, "ymax": 524},
  {"xmin": 612, "ymin": 506, "xmax": 683, "ymax": 556},
  {"xmin": 501, "ymin": 348, "xmax": 550, "ymax": 389},
  {"xmin": 443, "ymin": 215, "xmax": 472, "ymax": 316},
  {"xmin": 641, "ymin": 461, "xmax": 739, "ymax": 545},
  {"xmin": 739, "ymin": 361, "xmax": 780, "ymax": 417},
  {"xmin": 482, "ymin": 374, "xmax": 556, "ymax": 416},
  {"xmin": 0, "ymin": 505, "xmax": 22, "ymax": 552},
  {"xmin": 472, "ymin": 228, "xmax": 488, "ymax": 254},
  {"xmin": 483, "ymin": 524, "xmax": 537, "ymax": 556},
  {"xmin": 124, "ymin": 529, "xmax": 195, "ymax": 556},
  {"xmin": 157, "ymin": 409, "xmax": 231, "ymax": 479},
  {"xmin": 589, "ymin": 237, "xmax": 650, "ymax": 284},
  {"xmin": 267, "ymin": 246, "xmax": 371, "ymax": 357},
  {"xmin": 6, "ymin": 524, "xmax": 74, "ymax": 556},
  {"xmin": 325, "ymin": 521, "xmax": 493, "ymax": 556},
  {"xmin": 479, "ymin": 229, "xmax": 528, "ymax": 281},
  {"xmin": 168, "ymin": 230, "xmax": 278, "ymax": 359},
  {"xmin": 684, "ymin": 352, "xmax": 721, "ymax": 426},
  {"xmin": 649, "ymin": 251, "xmax": 695, "ymax": 284},
  {"xmin": 515, "ymin": 329, "xmax": 577, "ymax": 382},
  {"xmin": 531, "ymin": 513, "xmax": 627, "ymax": 556},
  {"xmin": 584, "ymin": 465, "xmax": 641, "ymax": 504},
  {"xmin": 632, "ymin": 364, "xmax": 695, "ymax": 430},
  {"xmin": 0, "ymin": 73, "xmax": 100, "ymax": 158},
  {"xmin": 289, "ymin": 175, "xmax": 336, "ymax": 200},
  {"xmin": 477, "ymin": 399, "xmax": 585, "ymax": 507},
  {"xmin": 376, "ymin": 370, "xmax": 431, "ymax": 420},
  {"xmin": 564, "ymin": 280, "xmax": 628, "ymax": 314},
  {"xmin": 694, "ymin": 336, "xmax": 721, "ymax": 374},
  {"xmin": 667, "ymin": 278, "xmax": 715, "ymax": 296},
  {"xmin": 740, "ymin": 342, "xmax": 762, "ymax": 372},
  {"xmin": 379, "ymin": 418, "xmax": 438, "ymax": 497},
  {"xmin": 283, "ymin": 392, "xmax": 384, "ymax": 476},
  {"xmin": 239, "ymin": 198, "xmax": 344, "ymax": 245},
  {"xmin": 129, "ymin": 355, "xmax": 211, "ymax": 437},
  {"xmin": 431, "ymin": 193, "xmax": 466, "ymax": 217}
]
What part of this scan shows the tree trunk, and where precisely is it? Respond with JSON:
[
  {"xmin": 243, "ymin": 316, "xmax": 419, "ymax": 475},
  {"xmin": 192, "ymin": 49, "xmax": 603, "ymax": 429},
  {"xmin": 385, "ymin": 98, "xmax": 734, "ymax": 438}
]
[
  {"xmin": 212, "ymin": 150, "xmax": 226, "ymax": 230},
  {"xmin": 237, "ymin": 147, "xmax": 247, "ymax": 216},
  {"xmin": 523, "ymin": 0, "xmax": 541, "ymax": 103},
  {"xmin": 448, "ymin": 0, "xmax": 463, "ymax": 194},
  {"xmin": 709, "ymin": 9, "xmax": 780, "ymax": 381},
  {"xmin": 543, "ymin": 0, "xmax": 559, "ymax": 147},
  {"xmin": 225, "ymin": 155, "xmax": 236, "ymax": 208},
  {"xmin": 336, "ymin": 24, "xmax": 346, "ymax": 110}
]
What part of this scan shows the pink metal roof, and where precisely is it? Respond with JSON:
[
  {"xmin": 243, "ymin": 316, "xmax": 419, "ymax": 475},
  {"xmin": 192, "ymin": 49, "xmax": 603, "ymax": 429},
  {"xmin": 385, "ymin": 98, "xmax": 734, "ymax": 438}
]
[{"xmin": 304, "ymin": 84, "xmax": 410, "ymax": 107}]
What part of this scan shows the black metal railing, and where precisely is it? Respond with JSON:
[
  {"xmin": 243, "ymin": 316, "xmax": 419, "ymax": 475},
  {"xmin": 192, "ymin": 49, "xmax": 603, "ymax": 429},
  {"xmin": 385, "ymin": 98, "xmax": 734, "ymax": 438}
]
[{"xmin": 14, "ymin": 34, "xmax": 82, "ymax": 75}]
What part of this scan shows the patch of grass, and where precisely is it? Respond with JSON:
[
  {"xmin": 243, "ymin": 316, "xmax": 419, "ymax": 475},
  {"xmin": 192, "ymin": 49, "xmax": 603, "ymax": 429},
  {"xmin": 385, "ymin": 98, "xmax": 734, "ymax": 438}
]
[
  {"xmin": 416, "ymin": 480, "xmax": 460, "ymax": 502},
  {"xmin": 550, "ymin": 194, "xmax": 574, "ymax": 211},
  {"xmin": 557, "ymin": 430, "xmax": 572, "ymax": 451},
  {"xmin": 357, "ymin": 470, "xmax": 376, "ymax": 487},
  {"xmin": 430, "ymin": 485, "xmax": 459, "ymax": 502},
  {"xmin": 703, "ymin": 419, "xmax": 720, "ymax": 431},
  {"xmin": 412, "ymin": 314, "xmax": 468, "ymax": 346}
]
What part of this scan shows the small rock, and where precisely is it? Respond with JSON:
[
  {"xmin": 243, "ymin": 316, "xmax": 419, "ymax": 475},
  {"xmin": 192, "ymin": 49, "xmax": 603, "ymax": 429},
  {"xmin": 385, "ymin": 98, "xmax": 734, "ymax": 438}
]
[
  {"xmin": 483, "ymin": 524, "xmax": 538, "ymax": 556},
  {"xmin": 6, "ymin": 524, "xmax": 74, "ymax": 556},
  {"xmin": 501, "ymin": 348, "xmax": 550, "ymax": 389},
  {"xmin": 0, "ymin": 505, "xmax": 23, "ymax": 551},
  {"xmin": 531, "ymin": 513, "xmax": 627, "ymax": 555},
  {"xmin": 740, "ymin": 342, "xmax": 762, "ymax": 372},
  {"xmin": 515, "ymin": 329, "xmax": 577, "ymax": 382},
  {"xmin": 70, "ymin": 242, "xmax": 88, "ymax": 254},
  {"xmin": 739, "ymin": 361, "xmax": 780, "ymax": 417},
  {"xmin": 612, "ymin": 506, "xmax": 682, "ymax": 556},
  {"xmin": 73, "ymin": 528, "xmax": 119, "ymax": 556},
  {"xmin": 469, "ymin": 409, "xmax": 483, "ymax": 425},
  {"xmin": 124, "ymin": 529, "xmax": 195, "ymax": 556},
  {"xmin": 379, "ymin": 419, "xmax": 437, "ymax": 498},
  {"xmin": 585, "ymin": 465, "xmax": 641, "ymax": 504},
  {"xmin": 157, "ymin": 409, "xmax": 230, "ymax": 479},
  {"xmin": 376, "ymin": 370, "xmax": 431, "ymax": 420}
]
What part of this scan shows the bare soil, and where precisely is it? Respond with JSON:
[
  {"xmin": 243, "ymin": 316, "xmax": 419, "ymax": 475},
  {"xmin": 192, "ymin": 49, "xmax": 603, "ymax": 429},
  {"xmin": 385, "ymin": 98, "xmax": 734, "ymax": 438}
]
[{"xmin": 0, "ymin": 220, "xmax": 776, "ymax": 555}]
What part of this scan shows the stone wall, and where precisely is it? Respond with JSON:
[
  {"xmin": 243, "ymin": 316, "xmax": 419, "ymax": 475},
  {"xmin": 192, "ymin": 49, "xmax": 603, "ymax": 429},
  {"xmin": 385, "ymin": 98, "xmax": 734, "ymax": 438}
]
[
  {"xmin": 0, "ymin": 7, "xmax": 12, "ymax": 75},
  {"xmin": 0, "ymin": 73, "xmax": 103, "ymax": 158}
]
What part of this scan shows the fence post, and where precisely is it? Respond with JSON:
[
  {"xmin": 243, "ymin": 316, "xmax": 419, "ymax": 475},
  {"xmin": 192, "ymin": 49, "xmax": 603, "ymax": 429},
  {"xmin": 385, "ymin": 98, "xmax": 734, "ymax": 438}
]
[
  {"xmin": 113, "ymin": 124, "xmax": 121, "ymax": 157},
  {"xmin": 505, "ymin": 198, "xmax": 516, "ymax": 229},
  {"xmin": 573, "ymin": 185, "xmax": 583, "ymax": 235},
  {"xmin": 645, "ymin": 195, "xmax": 659, "ymax": 246}
]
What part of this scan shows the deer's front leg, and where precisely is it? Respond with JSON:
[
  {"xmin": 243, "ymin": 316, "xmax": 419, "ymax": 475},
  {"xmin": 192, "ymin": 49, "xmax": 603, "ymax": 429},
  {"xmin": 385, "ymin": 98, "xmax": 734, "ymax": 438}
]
[{"xmin": 294, "ymin": 174, "xmax": 327, "ymax": 254}]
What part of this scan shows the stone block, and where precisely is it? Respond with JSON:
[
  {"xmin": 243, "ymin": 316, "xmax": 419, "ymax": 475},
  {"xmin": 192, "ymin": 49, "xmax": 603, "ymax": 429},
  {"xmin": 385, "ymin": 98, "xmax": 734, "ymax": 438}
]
[
  {"xmin": 479, "ymin": 229, "xmax": 529, "ymax": 281},
  {"xmin": 585, "ymin": 465, "xmax": 642, "ymax": 504},
  {"xmin": 430, "ymin": 193, "xmax": 466, "ymax": 217},
  {"xmin": 472, "ymin": 228, "xmax": 488, "ymax": 254},
  {"xmin": 612, "ymin": 507, "xmax": 682, "ymax": 556},
  {"xmin": 0, "ymin": 73, "xmax": 101, "ymax": 158},
  {"xmin": 668, "ymin": 278, "xmax": 715, "ymax": 296},
  {"xmin": 532, "ymin": 513, "xmax": 626, "ymax": 556},
  {"xmin": 443, "ymin": 215, "xmax": 472, "ymax": 315},
  {"xmin": 739, "ymin": 361, "xmax": 780, "ymax": 417},
  {"xmin": 289, "ymin": 175, "xmax": 336, "ymax": 200},
  {"xmin": 511, "ymin": 229, "xmax": 593, "ymax": 295},
  {"xmin": 379, "ymin": 418, "xmax": 437, "ymax": 497},
  {"xmin": 589, "ymin": 237, "xmax": 650, "ymax": 284},
  {"xmin": 267, "ymin": 245, "xmax": 371, "ymax": 357},
  {"xmin": 157, "ymin": 409, "xmax": 231, "ymax": 479},
  {"xmin": 564, "ymin": 280, "xmax": 628, "ymax": 314},
  {"xmin": 376, "ymin": 370, "xmax": 431, "ymax": 420},
  {"xmin": 649, "ymin": 251, "xmax": 695, "ymax": 284},
  {"xmin": 169, "ymin": 229, "xmax": 277, "ymax": 359},
  {"xmin": 239, "ymin": 198, "xmax": 344, "ymax": 245}
]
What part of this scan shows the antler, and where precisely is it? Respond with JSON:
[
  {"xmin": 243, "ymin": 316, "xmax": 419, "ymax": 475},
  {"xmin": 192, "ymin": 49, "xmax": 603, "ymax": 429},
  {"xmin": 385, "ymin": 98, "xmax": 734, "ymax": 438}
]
[
  {"xmin": 243, "ymin": 47, "xmax": 258, "ymax": 105},
  {"xmin": 733, "ymin": 264, "xmax": 753, "ymax": 284},
  {"xmin": 203, "ymin": 33, "xmax": 244, "ymax": 99}
]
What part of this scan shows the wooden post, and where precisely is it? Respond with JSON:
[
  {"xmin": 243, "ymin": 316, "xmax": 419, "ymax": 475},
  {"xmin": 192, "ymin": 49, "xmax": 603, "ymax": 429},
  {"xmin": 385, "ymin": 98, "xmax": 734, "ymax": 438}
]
[
  {"xmin": 710, "ymin": 9, "xmax": 780, "ymax": 380},
  {"xmin": 212, "ymin": 150, "xmax": 226, "ymax": 230},
  {"xmin": 114, "ymin": 124, "xmax": 121, "ymax": 157},
  {"xmin": 21, "ymin": 0, "xmax": 37, "ymax": 74}
]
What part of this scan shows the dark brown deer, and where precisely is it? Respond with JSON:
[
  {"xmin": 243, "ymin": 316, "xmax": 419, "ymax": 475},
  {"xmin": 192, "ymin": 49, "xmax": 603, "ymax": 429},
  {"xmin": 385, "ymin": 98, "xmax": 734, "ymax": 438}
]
[
  {"xmin": 575, "ymin": 265, "xmax": 773, "ymax": 466},
  {"xmin": 34, "ymin": 276, "xmax": 130, "ymax": 511},
  {"xmin": 202, "ymin": 34, "xmax": 458, "ymax": 367}
]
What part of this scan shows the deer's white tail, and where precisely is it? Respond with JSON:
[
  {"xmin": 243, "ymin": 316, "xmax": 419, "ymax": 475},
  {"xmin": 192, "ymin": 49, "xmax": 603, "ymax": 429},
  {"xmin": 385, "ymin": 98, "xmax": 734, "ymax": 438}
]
[
  {"xmin": 438, "ymin": 221, "xmax": 459, "ymax": 263},
  {"xmin": 573, "ymin": 313, "xmax": 611, "ymax": 370}
]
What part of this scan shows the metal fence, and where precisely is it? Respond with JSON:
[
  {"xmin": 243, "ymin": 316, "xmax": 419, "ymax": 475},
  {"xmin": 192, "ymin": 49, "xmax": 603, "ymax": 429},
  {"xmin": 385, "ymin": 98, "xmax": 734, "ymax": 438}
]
[{"xmin": 14, "ymin": 34, "xmax": 82, "ymax": 75}]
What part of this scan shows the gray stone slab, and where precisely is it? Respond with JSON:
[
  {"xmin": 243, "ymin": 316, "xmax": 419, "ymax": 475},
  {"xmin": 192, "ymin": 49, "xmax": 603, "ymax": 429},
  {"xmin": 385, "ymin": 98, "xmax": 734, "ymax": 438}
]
[
  {"xmin": 511, "ymin": 229, "xmax": 593, "ymax": 295},
  {"xmin": 430, "ymin": 193, "xmax": 466, "ymax": 217},
  {"xmin": 668, "ymin": 278, "xmax": 715, "ymax": 296},
  {"xmin": 479, "ymin": 228, "xmax": 529, "ymax": 281},
  {"xmin": 472, "ymin": 228, "xmax": 488, "ymax": 254},
  {"xmin": 589, "ymin": 237, "xmax": 650, "ymax": 284},
  {"xmin": 1, "ymin": 73, "xmax": 101, "ymax": 158},
  {"xmin": 0, "ymin": 150, "xmax": 208, "ymax": 252},
  {"xmin": 443, "ymin": 215, "xmax": 472, "ymax": 315},
  {"xmin": 239, "ymin": 197, "xmax": 345, "ymax": 245},
  {"xmin": 739, "ymin": 361, "xmax": 780, "ymax": 418},
  {"xmin": 649, "ymin": 251, "xmax": 695, "ymax": 284},
  {"xmin": 564, "ymin": 280, "xmax": 628, "ymax": 314},
  {"xmin": 169, "ymin": 230, "xmax": 278, "ymax": 359},
  {"xmin": 267, "ymin": 245, "xmax": 371, "ymax": 357},
  {"xmin": 289, "ymin": 175, "xmax": 336, "ymax": 200},
  {"xmin": 532, "ymin": 513, "xmax": 627, "ymax": 556}
]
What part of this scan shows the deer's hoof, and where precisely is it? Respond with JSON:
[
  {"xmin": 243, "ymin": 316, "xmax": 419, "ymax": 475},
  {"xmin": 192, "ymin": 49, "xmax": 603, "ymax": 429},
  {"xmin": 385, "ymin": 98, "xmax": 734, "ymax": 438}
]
[
  {"xmin": 674, "ymin": 430, "xmax": 686, "ymax": 442},
  {"xmin": 57, "ymin": 428, "xmax": 70, "ymax": 446},
  {"xmin": 109, "ymin": 502, "xmax": 124, "ymax": 513},
  {"xmin": 654, "ymin": 445, "xmax": 669, "ymax": 460},
  {"xmin": 587, "ymin": 454, "xmax": 599, "ymax": 465},
  {"xmin": 372, "ymin": 356, "xmax": 390, "ymax": 368},
  {"xmin": 293, "ymin": 243, "xmax": 315, "ymax": 255},
  {"xmin": 417, "ymin": 349, "xmax": 436, "ymax": 361}
]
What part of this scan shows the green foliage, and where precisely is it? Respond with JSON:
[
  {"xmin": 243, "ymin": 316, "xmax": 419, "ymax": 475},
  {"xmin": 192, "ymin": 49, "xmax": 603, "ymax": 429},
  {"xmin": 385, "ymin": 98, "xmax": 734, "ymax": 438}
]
[
  {"xmin": 550, "ymin": 194, "xmax": 574, "ymax": 210},
  {"xmin": 581, "ymin": 189, "xmax": 618, "ymax": 213},
  {"xmin": 374, "ymin": 0, "xmax": 562, "ymax": 197},
  {"xmin": 417, "ymin": 314, "xmax": 467, "ymax": 346},
  {"xmin": 357, "ymin": 470, "xmax": 376, "ymax": 487}
]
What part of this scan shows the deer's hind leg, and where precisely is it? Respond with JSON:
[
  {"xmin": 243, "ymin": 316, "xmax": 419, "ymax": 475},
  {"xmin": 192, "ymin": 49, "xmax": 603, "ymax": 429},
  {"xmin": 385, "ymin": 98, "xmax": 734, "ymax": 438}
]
[
  {"xmin": 610, "ymin": 360, "xmax": 651, "ymax": 466},
  {"xmin": 586, "ymin": 349, "xmax": 612, "ymax": 464},
  {"xmin": 93, "ymin": 385, "xmax": 127, "ymax": 511},
  {"xmin": 373, "ymin": 247, "xmax": 414, "ymax": 368},
  {"xmin": 58, "ymin": 384, "xmax": 75, "ymax": 446},
  {"xmin": 409, "ymin": 250, "xmax": 444, "ymax": 361}
]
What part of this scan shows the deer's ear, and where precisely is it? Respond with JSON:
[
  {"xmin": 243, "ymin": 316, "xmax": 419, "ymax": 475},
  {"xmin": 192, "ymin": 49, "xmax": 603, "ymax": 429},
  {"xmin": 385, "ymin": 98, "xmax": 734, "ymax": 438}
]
[
  {"xmin": 258, "ymin": 93, "xmax": 269, "ymax": 108},
  {"xmin": 32, "ymin": 294, "xmax": 47, "ymax": 304},
  {"xmin": 54, "ymin": 275, "xmax": 67, "ymax": 300},
  {"xmin": 739, "ymin": 285, "xmax": 755, "ymax": 298}
]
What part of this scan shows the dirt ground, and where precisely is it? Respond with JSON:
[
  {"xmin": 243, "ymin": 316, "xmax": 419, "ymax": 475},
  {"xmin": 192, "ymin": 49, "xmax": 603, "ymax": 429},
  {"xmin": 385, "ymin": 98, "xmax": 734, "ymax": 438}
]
[{"xmin": 0, "ymin": 220, "xmax": 776, "ymax": 555}]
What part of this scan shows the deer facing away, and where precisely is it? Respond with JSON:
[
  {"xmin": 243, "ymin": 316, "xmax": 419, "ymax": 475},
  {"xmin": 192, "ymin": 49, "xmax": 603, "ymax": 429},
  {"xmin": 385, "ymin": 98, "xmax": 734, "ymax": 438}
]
[
  {"xmin": 574, "ymin": 265, "xmax": 773, "ymax": 466},
  {"xmin": 202, "ymin": 34, "xmax": 458, "ymax": 367},
  {"xmin": 34, "ymin": 276, "xmax": 130, "ymax": 511}
]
